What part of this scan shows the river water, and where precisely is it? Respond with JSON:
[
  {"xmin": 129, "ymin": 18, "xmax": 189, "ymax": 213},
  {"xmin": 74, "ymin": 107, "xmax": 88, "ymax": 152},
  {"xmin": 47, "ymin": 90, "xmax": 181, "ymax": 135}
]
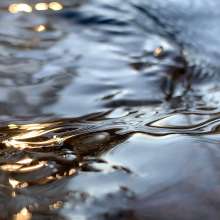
[{"xmin": 1, "ymin": 0, "xmax": 220, "ymax": 219}]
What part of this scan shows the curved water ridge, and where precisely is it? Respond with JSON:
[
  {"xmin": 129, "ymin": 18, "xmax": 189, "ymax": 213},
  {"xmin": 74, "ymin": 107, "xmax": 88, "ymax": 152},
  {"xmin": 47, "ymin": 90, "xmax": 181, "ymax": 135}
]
[
  {"xmin": 1, "ymin": 109, "xmax": 220, "ymax": 219},
  {"xmin": 0, "ymin": 0, "xmax": 220, "ymax": 219}
]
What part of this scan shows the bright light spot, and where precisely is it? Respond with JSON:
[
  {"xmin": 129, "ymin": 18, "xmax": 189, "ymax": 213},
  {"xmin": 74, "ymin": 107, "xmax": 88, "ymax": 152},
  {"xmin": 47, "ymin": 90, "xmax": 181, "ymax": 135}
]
[
  {"xmin": 20, "ymin": 123, "xmax": 58, "ymax": 130},
  {"xmin": 8, "ymin": 3, "xmax": 32, "ymax": 13},
  {"xmin": 154, "ymin": 46, "xmax": 164, "ymax": 57},
  {"xmin": 1, "ymin": 164, "xmax": 22, "ymax": 172},
  {"xmin": 34, "ymin": 24, "xmax": 46, "ymax": 32},
  {"xmin": 19, "ymin": 161, "xmax": 46, "ymax": 172},
  {"xmin": 9, "ymin": 178, "xmax": 20, "ymax": 188},
  {"xmin": 17, "ymin": 157, "xmax": 33, "ymax": 165},
  {"xmin": 12, "ymin": 130, "xmax": 45, "ymax": 140},
  {"xmin": 69, "ymin": 168, "xmax": 76, "ymax": 175},
  {"xmin": 8, "ymin": 124, "xmax": 18, "ymax": 129},
  {"xmin": 8, "ymin": 2, "xmax": 63, "ymax": 14},
  {"xmin": 3, "ymin": 139, "xmax": 29, "ymax": 149},
  {"xmin": 35, "ymin": 2, "xmax": 48, "ymax": 11},
  {"xmin": 13, "ymin": 207, "xmax": 32, "ymax": 220},
  {"xmin": 53, "ymin": 135, "xmax": 63, "ymax": 144},
  {"xmin": 49, "ymin": 2, "xmax": 63, "ymax": 11}
]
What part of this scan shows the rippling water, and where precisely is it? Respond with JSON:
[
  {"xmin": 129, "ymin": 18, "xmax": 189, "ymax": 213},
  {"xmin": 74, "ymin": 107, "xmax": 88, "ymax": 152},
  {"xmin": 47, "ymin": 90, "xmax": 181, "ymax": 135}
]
[{"xmin": 1, "ymin": 0, "xmax": 220, "ymax": 219}]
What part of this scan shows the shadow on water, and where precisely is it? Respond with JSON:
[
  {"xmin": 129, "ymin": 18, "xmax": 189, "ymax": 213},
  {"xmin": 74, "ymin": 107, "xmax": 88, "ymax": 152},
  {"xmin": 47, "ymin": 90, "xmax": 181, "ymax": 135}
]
[{"xmin": 1, "ymin": 0, "xmax": 220, "ymax": 219}]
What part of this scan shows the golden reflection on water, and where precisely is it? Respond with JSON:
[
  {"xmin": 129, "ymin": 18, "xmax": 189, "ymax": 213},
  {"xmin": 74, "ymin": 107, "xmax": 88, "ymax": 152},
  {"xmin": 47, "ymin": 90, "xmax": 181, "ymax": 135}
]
[
  {"xmin": 19, "ymin": 122, "xmax": 61, "ymax": 131},
  {"xmin": 17, "ymin": 157, "xmax": 33, "ymax": 165},
  {"xmin": 35, "ymin": 2, "xmax": 48, "ymax": 11},
  {"xmin": 8, "ymin": 2, "xmax": 63, "ymax": 14},
  {"xmin": 34, "ymin": 24, "xmax": 46, "ymax": 32},
  {"xmin": 49, "ymin": 2, "xmax": 63, "ymax": 11},
  {"xmin": 1, "ymin": 164, "xmax": 23, "ymax": 172},
  {"xmin": 3, "ymin": 139, "xmax": 28, "ymax": 149},
  {"xmin": 8, "ymin": 3, "xmax": 32, "ymax": 13},
  {"xmin": 154, "ymin": 46, "xmax": 164, "ymax": 57},
  {"xmin": 3, "ymin": 135, "xmax": 65, "ymax": 149},
  {"xmin": 12, "ymin": 130, "xmax": 46, "ymax": 140},
  {"xmin": 4, "ymin": 122, "xmax": 68, "ymax": 149},
  {"xmin": 9, "ymin": 178, "xmax": 20, "ymax": 188},
  {"xmin": 13, "ymin": 208, "xmax": 32, "ymax": 220},
  {"xmin": 18, "ymin": 161, "xmax": 47, "ymax": 172},
  {"xmin": 8, "ymin": 124, "xmax": 19, "ymax": 129},
  {"xmin": 1, "ymin": 159, "xmax": 45, "ymax": 173}
]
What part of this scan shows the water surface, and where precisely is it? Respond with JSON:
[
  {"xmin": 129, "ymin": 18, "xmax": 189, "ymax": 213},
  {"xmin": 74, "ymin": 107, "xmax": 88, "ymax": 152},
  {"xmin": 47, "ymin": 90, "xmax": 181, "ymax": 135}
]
[{"xmin": 1, "ymin": 0, "xmax": 220, "ymax": 219}]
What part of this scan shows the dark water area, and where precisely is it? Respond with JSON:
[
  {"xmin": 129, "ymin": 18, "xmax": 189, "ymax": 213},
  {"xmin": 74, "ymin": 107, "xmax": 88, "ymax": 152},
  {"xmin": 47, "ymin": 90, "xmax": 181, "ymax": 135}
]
[{"xmin": 1, "ymin": 0, "xmax": 220, "ymax": 219}]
